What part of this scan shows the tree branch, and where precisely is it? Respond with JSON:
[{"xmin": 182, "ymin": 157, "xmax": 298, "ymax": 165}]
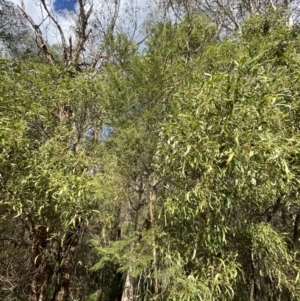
[{"xmin": 18, "ymin": 2, "xmax": 55, "ymax": 64}]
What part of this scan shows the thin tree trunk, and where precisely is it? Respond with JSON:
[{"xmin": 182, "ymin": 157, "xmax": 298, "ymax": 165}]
[
  {"xmin": 121, "ymin": 269, "xmax": 133, "ymax": 301},
  {"xmin": 29, "ymin": 272, "xmax": 49, "ymax": 301},
  {"xmin": 250, "ymin": 248, "xmax": 256, "ymax": 301},
  {"xmin": 149, "ymin": 188, "xmax": 158, "ymax": 295},
  {"xmin": 51, "ymin": 268, "xmax": 71, "ymax": 301},
  {"xmin": 51, "ymin": 226, "xmax": 81, "ymax": 301},
  {"xmin": 29, "ymin": 226, "xmax": 50, "ymax": 301}
]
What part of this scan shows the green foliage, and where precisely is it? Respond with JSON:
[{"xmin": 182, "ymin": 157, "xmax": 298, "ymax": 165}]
[
  {"xmin": 85, "ymin": 11, "xmax": 300, "ymax": 301},
  {"xmin": 0, "ymin": 58, "xmax": 111, "ymax": 300},
  {"xmin": 0, "ymin": 59, "xmax": 101, "ymax": 225},
  {"xmin": 156, "ymin": 12, "xmax": 300, "ymax": 300},
  {"xmin": 2, "ymin": 8, "xmax": 300, "ymax": 301}
]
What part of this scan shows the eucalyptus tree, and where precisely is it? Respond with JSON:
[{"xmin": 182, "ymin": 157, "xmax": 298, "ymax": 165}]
[
  {"xmin": 0, "ymin": 0, "xmax": 39, "ymax": 59},
  {"xmin": 158, "ymin": 0, "xmax": 300, "ymax": 33},
  {"xmin": 16, "ymin": 0, "xmax": 157, "ymax": 69}
]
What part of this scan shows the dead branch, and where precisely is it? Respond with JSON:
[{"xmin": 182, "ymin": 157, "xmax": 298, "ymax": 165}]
[
  {"xmin": 40, "ymin": 0, "xmax": 69, "ymax": 63},
  {"xmin": 18, "ymin": 1, "xmax": 55, "ymax": 64},
  {"xmin": 73, "ymin": 0, "xmax": 93, "ymax": 64}
]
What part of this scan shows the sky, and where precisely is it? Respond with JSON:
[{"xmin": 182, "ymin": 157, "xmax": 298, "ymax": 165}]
[
  {"xmin": 12, "ymin": 0, "xmax": 77, "ymax": 14},
  {"xmin": 11, "ymin": 0, "xmax": 78, "ymax": 44},
  {"xmin": 53, "ymin": 0, "xmax": 76, "ymax": 12},
  {"xmin": 10, "ymin": 0, "xmax": 154, "ymax": 46}
]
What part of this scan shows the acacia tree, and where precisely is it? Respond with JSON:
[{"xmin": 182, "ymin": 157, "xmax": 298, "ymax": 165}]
[
  {"xmin": 91, "ymin": 11, "xmax": 300, "ymax": 301},
  {"xmin": 0, "ymin": 58, "xmax": 111, "ymax": 301},
  {"xmin": 91, "ymin": 15, "xmax": 218, "ymax": 301},
  {"xmin": 157, "ymin": 12, "xmax": 300, "ymax": 300},
  {"xmin": 3, "ymin": 2, "xmax": 300, "ymax": 301}
]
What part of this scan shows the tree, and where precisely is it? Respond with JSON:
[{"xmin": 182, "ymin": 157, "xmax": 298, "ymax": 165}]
[
  {"xmin": 157, "ymin": 11, "xmax": 300, "ymax": 300},
  {"xmin": 0, "ymin": 0, "xmax": 40, "ymax": 59},
  {"xmin": 16, "ymin": 0, "xmax": 152, "ymax": 69},
  {"xmin": 0, "ymin": 58, "xmax": 108, "ymax": 301},
  {"xmin": 91, "ymin": 15, "xmax": 218, "ymax": 301},
  {"xmin": 92, "ymin": 11, "xmax": 300, "ymax": 301},
  {"xmin": 2, "ymin": 3, "xmax": 300, "ymax": 300},
  {"xmin": 158, "ymin": 0, "xmax": 300, "ymax": 33}
]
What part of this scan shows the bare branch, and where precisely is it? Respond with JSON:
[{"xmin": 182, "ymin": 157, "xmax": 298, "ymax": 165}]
[
  {"xmin": 73, "ymin": 0, "xmax": 94, "ymax": 64},
  {"xmin": 17, "ymin": 4, "xmax": 55, "ymax": 64},
  {"xmin": 39, "ymin": 0, "xmax": 69, "ymax": 63},
  {"xmin": 109, "ymin": 0, "xmax": 120, "ymax": 34}
]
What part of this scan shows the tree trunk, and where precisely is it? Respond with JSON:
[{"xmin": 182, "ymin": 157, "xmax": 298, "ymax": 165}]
[
  {"xmin": 29, "ymin": 271, "xmax": 49, "ymax": 301},
  {"xmin": 121, "ymin": 269, "xmax": 133, "ymax": 301},
  {"xmin": 29, "ymin": 226, "xmax": 50, "ymax": 301},
  {"xmin": 51, "ymin": 226, "xmax": 81, "ymax": 301},
  {"xmin": 51, "ymin": 267, "xmax": 71, "ymax": 301}
]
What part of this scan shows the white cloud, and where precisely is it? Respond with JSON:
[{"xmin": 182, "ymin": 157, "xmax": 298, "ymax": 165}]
[
  {"xmin": 11, "ymin": 0, "xmax": 75, "ymax": 45},
  {"xmin": 10, "ymin": 0, "xmax": 162, "ymax": 48}
]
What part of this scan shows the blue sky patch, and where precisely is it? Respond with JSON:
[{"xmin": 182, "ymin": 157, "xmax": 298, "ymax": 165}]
[{"xmin": 54, "ymin": 0, "xmax": 77, "ymax": 12}]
